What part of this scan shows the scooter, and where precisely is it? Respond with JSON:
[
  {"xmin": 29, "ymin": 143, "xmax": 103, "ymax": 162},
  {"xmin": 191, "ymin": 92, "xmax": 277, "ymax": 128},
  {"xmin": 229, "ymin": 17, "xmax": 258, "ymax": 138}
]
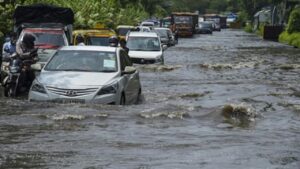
[{"xmin": 2, "ymin": 50, "xmax": 37, "ymax": 97}]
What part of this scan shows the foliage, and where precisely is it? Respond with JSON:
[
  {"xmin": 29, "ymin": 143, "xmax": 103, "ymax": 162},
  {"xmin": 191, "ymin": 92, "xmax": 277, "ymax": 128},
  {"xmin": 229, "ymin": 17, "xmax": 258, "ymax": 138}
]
[
  {"xmin": 287, "ymin": 7, "xmax": 300, "ymax": 33},
  {"xmin": 279, "ymin": 31, "xmax": 300, "ymax": 48},
  {"xmin": 244, "ymin": 23, "xmax": 253, "ymax": 33}
]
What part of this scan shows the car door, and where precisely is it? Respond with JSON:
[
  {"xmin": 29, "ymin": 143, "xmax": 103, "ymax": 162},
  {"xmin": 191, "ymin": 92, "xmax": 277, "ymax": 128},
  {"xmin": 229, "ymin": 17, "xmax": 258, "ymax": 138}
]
[{"xmin": 120, "ymin": 50, "xmax": 139, "ymax": 103}]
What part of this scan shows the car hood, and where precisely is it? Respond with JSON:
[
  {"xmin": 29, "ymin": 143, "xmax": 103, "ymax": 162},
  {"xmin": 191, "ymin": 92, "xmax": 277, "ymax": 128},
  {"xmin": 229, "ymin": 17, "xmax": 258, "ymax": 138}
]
[
  {"xmin": 129, "ymin": 50, "xmax": 162, "ymax": 59},
  {"xmin": 37, "ymin": 71, "xmax": 119, "ymax": 88}
]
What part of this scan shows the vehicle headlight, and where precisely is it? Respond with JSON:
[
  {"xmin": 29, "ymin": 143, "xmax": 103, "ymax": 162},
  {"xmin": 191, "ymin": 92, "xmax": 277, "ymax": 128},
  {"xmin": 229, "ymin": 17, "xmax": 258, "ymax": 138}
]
[
  {"xmin": 97, "ymin": 82, "xmax": 119, "ymax": 95},
  {"xmin": 31, "ymin": 81, "xmax": 46, "ymax": 94}
]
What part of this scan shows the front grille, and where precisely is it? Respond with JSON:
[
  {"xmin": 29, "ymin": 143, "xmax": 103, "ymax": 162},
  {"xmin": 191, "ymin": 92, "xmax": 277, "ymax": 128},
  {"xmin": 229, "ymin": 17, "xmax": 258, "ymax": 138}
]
[
  {"xmin": 47, "ymin": 86, "xmax": 98, "ymax": 97},
  {"xmin": 130, "ymin": 58, "xmax": 156, "ymax": 64}
]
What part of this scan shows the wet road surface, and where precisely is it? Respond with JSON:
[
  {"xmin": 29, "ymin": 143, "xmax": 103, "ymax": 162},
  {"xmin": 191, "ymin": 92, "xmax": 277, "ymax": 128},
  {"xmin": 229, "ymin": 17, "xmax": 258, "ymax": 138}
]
[{"xmin": 0, "ymin": 29, "xmax": 300, "ymax": 169}]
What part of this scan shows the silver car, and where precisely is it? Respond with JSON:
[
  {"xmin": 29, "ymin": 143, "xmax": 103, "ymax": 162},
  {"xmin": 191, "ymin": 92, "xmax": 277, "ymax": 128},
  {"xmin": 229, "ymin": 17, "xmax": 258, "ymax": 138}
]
[{"xmin": 28, "ymin": 46, "xmax": 142, "ymax": 105}]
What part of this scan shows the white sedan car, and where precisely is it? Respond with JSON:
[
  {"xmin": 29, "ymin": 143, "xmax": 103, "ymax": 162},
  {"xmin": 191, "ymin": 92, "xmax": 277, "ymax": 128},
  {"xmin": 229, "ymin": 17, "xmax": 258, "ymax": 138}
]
[
  {"xmin": 28, "ymin": 46, "xmax": 142, "ymax": 105},
  {"xmin": 126, "ymin": 32, "xmax": 166, "ymax": 64}
]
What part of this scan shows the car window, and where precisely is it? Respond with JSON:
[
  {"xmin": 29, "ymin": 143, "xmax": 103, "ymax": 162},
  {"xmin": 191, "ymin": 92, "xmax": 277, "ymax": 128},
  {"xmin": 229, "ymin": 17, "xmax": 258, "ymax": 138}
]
[
  {"xmin": 45, "ymin": 50, "xmax": 117, "ymax": 72},
  {"xmin": 127, "ymin": 36, "xmax": 161, "ymax": 51},
  {"xmin": 87, "ymin": 37, "xmax": 110, "ymax": 46},
  {"xmin": 23, "ymin": 32, "xmax": 66, "ymax": 47}
]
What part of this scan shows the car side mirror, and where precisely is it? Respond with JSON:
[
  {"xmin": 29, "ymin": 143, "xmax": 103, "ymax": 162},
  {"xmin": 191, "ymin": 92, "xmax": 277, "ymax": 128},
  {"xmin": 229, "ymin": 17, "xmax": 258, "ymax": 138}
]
[
  {"xmin": 122, "ymin": 66, "xmax": 136, "ymax": 75},
  {"xmin": 162, "ymin": 45, "xmax": 168, "ymax": 51},
  {"xmin": 31, "ymin": 63, "xmax": 44, "ymax": 71}
]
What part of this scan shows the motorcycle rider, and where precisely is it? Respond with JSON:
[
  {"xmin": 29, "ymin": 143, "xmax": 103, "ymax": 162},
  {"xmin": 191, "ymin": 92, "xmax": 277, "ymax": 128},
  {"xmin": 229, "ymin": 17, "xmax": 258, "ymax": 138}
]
[
  {"xmin": 15, "ymin": 33, "xmax": 38, "ymax": 89},
  {"xmin": 119, "ymin": 39, "xmax": 129, "ymax": 54},
  {"xmin": 2, "ymin": 33, "xmax": 17, "ymax": 61}
]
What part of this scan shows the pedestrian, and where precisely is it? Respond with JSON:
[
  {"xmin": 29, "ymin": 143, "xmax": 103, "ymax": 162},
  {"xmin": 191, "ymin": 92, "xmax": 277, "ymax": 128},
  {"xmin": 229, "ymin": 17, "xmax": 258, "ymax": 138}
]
[{"xmin": 119, "ymin": 39, "xmax": 129, "ymax": 54}]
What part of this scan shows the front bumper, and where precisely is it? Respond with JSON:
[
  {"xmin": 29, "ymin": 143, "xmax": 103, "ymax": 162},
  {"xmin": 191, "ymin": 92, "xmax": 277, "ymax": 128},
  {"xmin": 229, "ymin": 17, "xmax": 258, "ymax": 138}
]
[{"xmin": 29, "ymin": 90, "xmax": 119, "ymax": 104}]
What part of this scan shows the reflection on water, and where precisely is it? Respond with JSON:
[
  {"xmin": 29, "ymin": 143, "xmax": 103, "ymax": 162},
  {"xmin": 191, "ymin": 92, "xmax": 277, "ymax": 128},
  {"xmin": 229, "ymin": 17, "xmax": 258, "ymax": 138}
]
[{"xmin": 1, "ymin": 30, "xmax": 300, "ymax": 169}]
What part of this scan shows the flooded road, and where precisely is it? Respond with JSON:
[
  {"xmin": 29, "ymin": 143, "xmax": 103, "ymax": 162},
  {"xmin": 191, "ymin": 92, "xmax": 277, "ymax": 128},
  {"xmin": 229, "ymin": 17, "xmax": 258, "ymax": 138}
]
[{"xmin": 1, "ymin": 29, "xmax": 300, "ymax": 169}]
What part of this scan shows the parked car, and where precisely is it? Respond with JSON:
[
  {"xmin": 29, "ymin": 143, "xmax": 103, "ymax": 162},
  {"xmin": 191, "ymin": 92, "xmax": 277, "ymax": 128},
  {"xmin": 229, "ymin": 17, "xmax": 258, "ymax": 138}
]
[
  {"xmin": 154, "ymin": 27, "xmax": 173, "ymax": 46},
  {"xmin": 126, "ymin": 32, "xmax": 165, "ymax": 64},
  {"xmin": 197, "ymin": 21, "xmax": 213, "ymax": 34},
  {"xmin": 28, "ymin": 46, "xmax": 142, "ymax": 105}
]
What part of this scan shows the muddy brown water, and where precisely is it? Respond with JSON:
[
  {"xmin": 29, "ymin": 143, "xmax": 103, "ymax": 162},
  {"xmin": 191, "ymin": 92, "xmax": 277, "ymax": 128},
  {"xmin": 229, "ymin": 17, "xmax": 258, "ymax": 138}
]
[{"xmin": 0, "ymin": 30, "xmax": 300, "ymax": 169}]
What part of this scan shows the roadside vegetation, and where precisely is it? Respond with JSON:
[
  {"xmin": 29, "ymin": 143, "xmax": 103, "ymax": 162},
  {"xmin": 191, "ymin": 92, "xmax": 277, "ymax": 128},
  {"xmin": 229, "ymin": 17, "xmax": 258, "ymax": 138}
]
[{"xmin": 279, "ymin": 7, "xmax": 300, "ymax": 48}]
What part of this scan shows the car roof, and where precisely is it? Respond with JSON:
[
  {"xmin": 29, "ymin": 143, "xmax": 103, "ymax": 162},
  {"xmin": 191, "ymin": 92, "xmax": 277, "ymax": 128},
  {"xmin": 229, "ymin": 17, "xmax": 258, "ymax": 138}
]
[
  {"xmin": 154, "ymin": 27, "xmax": 170, "ymax": 31},
  {"xmin": 141, "ymin": 22, "xmax": 154, "ymax": 25},
  {"xmin": 60, "ymin": 46, "xmax": 117, "ymax": 52},
  {"xmin": 117, "ymin": 25, "xmax": 135, "ymax": 29},
  {"xmin": 128, "ymin": 32, "xmax": 158, "ymax": 37}
]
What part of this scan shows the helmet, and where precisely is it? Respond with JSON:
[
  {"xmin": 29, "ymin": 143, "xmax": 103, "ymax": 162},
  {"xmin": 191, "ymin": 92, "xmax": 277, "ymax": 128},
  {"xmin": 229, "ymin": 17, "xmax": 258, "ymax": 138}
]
[
  {"xmin": 109, "ymin": 36, "xmax": 119, "ymax": 47},
  {"xmin": 76, "ymin": 34, "xmax": 84, "ymax": 44},
  {"xmin": 23, "ymin": 33, "xmax": 36, "ymax": 44}
]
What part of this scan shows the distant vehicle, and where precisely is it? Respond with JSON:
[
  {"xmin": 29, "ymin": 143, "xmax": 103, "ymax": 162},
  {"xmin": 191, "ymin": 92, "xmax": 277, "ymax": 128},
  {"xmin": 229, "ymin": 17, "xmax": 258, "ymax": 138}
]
[
  {"xmin": 171, "ymin": 12, "xmax": 199, "ymax": 37},
  {"xmin": 138, "ymin": 26, "xmax": 152, "ymax": 32},
  {"xmin": 13, "ymin": 4, "xmax": 74, "ymax": 66},
  {"xmin": 204, "ymin": 14, "xmax": 222, "ymax": 31},
  {"xmin": 140, "ymin": 21, "xmax": 155, "ymax": 29},
  {"xmin": 197, "ymin": 21, "xmax": 213, "ymax": 34},
  {"xmin": 154, "ymin": 27, "xmax": 173, "ymax": 46},
  {"xmin": 73, "ymin": 28, "xmax": 116, "ymax": 46},
  {"xmin": 126, "ymin": 32, "xmax": 165, "ymax": 64},
  {"xmin": 116, "ymin": 25, "xmax": 135, "ymax": 40},
  {"xmin": 29, "ymin": 46, "xmax": 142, "ymax": 105}
]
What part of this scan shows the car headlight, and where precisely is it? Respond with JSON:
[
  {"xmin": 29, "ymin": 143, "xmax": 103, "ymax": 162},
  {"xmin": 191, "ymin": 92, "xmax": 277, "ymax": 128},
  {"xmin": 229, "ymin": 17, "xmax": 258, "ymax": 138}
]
[
  {"xmin": 97, "ymin": 82, "xmax": 119, "ymax": 95},
  {"xmin": 31, "ymin": 81, "xmax": 47, "ymax": 94}
]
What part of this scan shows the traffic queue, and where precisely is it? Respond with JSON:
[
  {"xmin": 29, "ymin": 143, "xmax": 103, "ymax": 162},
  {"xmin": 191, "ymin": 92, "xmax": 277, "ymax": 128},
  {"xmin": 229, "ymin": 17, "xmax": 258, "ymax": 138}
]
[
  {"xmin": 1, "ymin": 4, "xmax": 223, "ymax": 104},
  {"xmin": 0, "ymin": 4, "xmax": 177, "ymax": 104}
]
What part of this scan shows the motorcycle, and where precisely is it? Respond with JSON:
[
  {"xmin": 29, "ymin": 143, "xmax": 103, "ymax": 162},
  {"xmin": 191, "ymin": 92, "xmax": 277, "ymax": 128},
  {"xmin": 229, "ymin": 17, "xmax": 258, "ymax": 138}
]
[{"xmin": 2, "ymin": 49, "xmax": 38, "ymax": 97}]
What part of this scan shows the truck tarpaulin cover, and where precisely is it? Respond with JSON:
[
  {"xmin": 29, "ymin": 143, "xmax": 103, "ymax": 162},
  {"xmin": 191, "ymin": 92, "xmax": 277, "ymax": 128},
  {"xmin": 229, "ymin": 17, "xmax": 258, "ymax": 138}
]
[{"xmin": 13, "ymin": 4, "xmax": 74, "ymax": 26}]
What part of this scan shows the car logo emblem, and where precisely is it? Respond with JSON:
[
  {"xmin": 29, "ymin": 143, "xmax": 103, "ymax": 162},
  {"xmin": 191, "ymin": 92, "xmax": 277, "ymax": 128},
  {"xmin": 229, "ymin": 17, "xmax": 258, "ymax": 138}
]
[{"xmin": 66, "ymin": 90, "xmax": 77, "ymax": 97}]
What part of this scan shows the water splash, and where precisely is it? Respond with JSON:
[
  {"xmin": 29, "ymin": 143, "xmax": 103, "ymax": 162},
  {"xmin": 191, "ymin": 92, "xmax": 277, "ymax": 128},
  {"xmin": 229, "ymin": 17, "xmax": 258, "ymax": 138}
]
[
  {"xmin": 221, "ymin": 103, "xmax": 257, "ymax": 127},
  {"xmin": 139, "ymin": 111, "xmax": 189, "ymax": 119},
  {"xmin": 137, "ymin": 65, "xmax": 182, "ymax": 72},
  {"xmin": 48, "ymin": 114, "xmax": 86, "ymax": 121}
]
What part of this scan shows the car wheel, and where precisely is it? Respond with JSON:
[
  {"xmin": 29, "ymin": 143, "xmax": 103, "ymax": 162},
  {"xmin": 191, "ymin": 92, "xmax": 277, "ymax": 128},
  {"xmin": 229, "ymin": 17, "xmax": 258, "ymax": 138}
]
[{"xmin": 120, "ymin": 93, "xmax": 126, "ymax": 105}]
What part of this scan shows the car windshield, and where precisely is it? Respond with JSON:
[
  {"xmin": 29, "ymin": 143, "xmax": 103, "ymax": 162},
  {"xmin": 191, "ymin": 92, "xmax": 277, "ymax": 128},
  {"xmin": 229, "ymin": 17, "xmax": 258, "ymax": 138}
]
[
  {"xmin": 127, "ymin": 37, "xmax": 161, "ymax": 51},
  {"xmin": 87, "ymin": 37, "xmax": 110, "ymax": 46},
  {"xmin": 155, "ymin": 29, "xmax": 168, "ymax": 38},
  {"xmin": 45, "ymin": 50, "xmax": 118, "ymax": 72},
  {"xmin": 174, "ymin": 16, "xmax": 192, "ymax": 24},
  {"xmin": 118, "ymin": 28, "xmax": 131, "ymax": 36},
  {"xmin": 28, "ymin": 32, "xmax": 66, "ymax": 48}
]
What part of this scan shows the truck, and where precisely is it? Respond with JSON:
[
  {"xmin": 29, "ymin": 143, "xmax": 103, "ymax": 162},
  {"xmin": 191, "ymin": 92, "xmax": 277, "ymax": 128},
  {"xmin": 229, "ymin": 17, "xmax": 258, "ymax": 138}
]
[
  {"xmin": 13, "ymin": 4, "xmax": 74, "ymax": 66},
  {"xmin": 171, "ymin": 12, "xmax": 199, "ymax": 37},
  {"xmin": 203, "ymin": 14, "xmax": 223, "ymax": 31}
]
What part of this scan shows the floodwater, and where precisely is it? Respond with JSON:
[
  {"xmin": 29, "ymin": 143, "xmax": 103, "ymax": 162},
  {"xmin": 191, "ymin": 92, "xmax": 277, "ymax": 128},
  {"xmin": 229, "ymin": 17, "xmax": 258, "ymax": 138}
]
[{"xmin": 1, "ymin": 30, "xmax": 300, "ymax": 169}]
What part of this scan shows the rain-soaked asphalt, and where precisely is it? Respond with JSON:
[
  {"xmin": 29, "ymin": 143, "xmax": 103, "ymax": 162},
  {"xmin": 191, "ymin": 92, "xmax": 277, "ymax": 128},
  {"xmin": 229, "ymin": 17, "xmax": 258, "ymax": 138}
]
[{"xmin": 0, "ymin": 29, "xmax": 300, "ymax": 169}]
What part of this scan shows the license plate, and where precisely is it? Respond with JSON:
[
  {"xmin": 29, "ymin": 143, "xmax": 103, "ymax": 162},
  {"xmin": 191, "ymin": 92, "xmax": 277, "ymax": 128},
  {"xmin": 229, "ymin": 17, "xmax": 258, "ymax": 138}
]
[{"xmin": 53, "ymin": 99, "xmax": 85, "ymax": 104}]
